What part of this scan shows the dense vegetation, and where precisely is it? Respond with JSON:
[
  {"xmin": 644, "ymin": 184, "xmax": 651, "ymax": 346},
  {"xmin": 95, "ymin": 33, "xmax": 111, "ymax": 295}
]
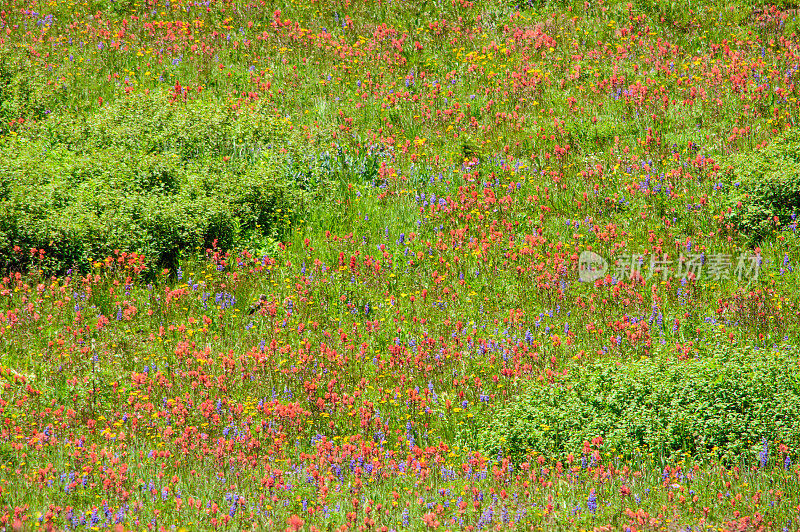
[
  {"xmin": 0, "ymin": 90, "xmax": 309, "ymax": 273},
  {"xmin": 1, "ymin": 0, "xmax": 800, "ymax": 530},
  {"xmin": 478, "ymin": 344, "xmax": 800, "ymax": 461}
]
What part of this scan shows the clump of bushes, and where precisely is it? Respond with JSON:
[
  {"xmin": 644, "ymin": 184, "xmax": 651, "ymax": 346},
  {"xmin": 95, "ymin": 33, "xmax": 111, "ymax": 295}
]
[
  {"xmin": 0, "ymin": 51, "xmax": 54, "ymax": 135},
  {"xmin": 474, "ymin": 344, "xmax": 800, "ymax": 462},
  {"xmin": 724, "ymin": 128, "xmax": 800, "ymax": 241},
  {"xmin": 0, "ymin": 89, "xmax": 326, "ymax": 274}
]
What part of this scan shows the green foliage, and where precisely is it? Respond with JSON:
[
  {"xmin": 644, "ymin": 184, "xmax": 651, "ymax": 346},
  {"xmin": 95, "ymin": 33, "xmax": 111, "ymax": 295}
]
[
  {"xmin": 565, "ymin": 116, "xmax": 640, "ymax": 146},
  {"xmin": 725, "ymin": 128, "xmax": 800, "ymax": 241},
  {"xmin": 0, "ymin": 90, "xmax": 316, "ymax": 274},
  {"xmin": 0, "ymin": 51, "xmax": 54, "ymax": 135},
  {"xmin": 475, "ymin": 345, "xmax": 800, "ymax": 462},
  {"xmin": 40, "ymin": 90, "xmax": 287, "ymax": 163}
]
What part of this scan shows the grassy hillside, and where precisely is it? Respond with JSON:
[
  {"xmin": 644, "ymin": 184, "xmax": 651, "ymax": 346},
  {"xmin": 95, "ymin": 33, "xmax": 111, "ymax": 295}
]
[{"xmin": 1, "ymin": 0, "xmax": 800, "ymax": 530}]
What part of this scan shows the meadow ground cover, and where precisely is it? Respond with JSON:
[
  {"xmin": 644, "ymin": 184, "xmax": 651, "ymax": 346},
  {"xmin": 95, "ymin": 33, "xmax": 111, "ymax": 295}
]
[{"xmin": 2, "ymin": 0, "xmax": 800, "ymax": 530}]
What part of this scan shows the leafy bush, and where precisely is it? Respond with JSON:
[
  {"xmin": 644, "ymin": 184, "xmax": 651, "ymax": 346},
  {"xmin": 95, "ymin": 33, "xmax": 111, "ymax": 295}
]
[
  {"xmin": 0, "ymin": 51, "xmax": 54, "ymax": 135},
  {"xmin": 723, "ymin": 128, "xmax": 800, "ymax": 241},
  {"xmin": 474, "ymin": 345, "xmax": 800, "ymax": 462},
  {"xmin": 0, "ymin": 90, "xmax": 318, "ymax": 274},
  {"xmin": 37, "ymin": 89, "xmax": 286, "ymax": 163}
]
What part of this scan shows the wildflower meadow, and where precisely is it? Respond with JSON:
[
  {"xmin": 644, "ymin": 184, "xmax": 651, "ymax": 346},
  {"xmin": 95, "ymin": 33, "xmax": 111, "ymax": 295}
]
[{"xmin": 2, "ymin": 0, "xmax": 800, "ymax": 530}]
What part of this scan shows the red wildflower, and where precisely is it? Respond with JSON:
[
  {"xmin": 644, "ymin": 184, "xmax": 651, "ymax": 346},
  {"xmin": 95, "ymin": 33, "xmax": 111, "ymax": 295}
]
[{"xmin": 287, "ymin": 514, "xmax": 304, "ymax": 531}]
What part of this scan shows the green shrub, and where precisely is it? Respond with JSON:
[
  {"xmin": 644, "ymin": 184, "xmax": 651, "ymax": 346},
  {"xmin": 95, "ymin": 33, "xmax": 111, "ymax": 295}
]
[
  {"xmin": 474, "ymin": 345, "xmax": 800, "ymax": 462},
  {"xmin": 43, "ymin": 89, "xmax": 287, "ymax": 164},
  {"xmin": 0, "ymin": 51, "xmax": 53, "ymax": 135},
  {"xmin": 0, "ymin": 90, "xmax": 315, "ymax": 275},
  {"xmin": 724, "ymin": 128, "xmax": 800, "ymax": 241}
]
